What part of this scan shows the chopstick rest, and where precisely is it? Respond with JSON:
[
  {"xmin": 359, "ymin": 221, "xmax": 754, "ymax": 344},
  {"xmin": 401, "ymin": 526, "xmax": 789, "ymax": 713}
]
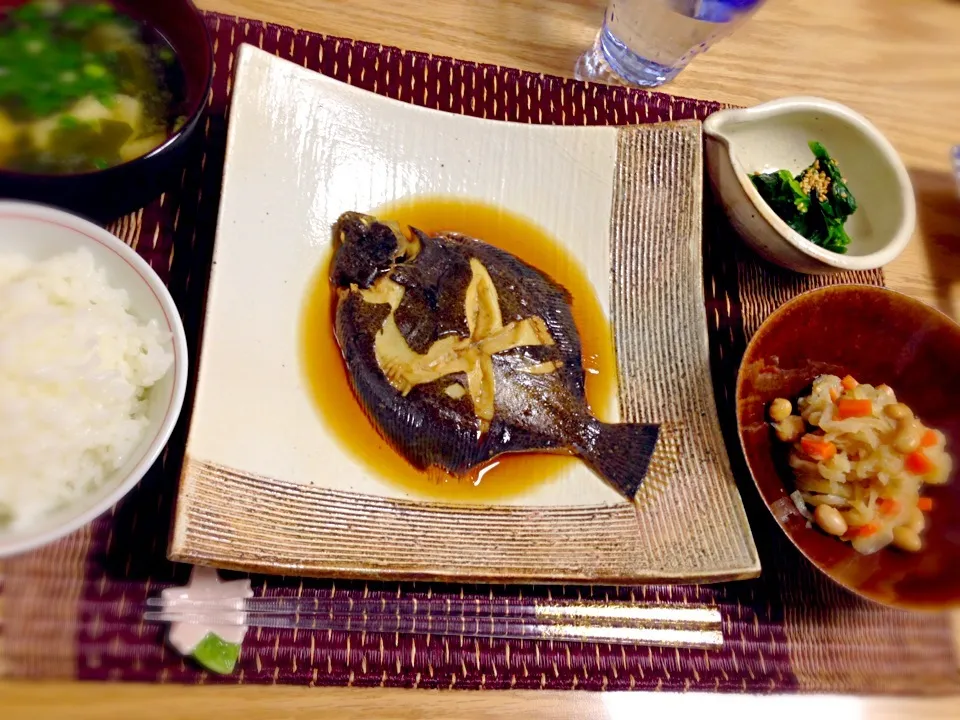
[{"xmin": 160, "ymin": 566, "xmax": 253, "ymax": 674}]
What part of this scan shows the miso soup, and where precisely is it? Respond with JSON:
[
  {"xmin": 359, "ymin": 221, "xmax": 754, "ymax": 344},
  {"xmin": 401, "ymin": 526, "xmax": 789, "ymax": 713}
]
[{"xmin": 0, "ymin": 0, "xmax": 188, "ymax": 174}]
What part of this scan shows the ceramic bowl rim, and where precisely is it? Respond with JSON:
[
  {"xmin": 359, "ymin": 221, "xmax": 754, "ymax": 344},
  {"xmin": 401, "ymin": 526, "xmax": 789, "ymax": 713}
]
[
  {"xmin": 0, "ymin": 200, "xmax": 188, "ymax": 557},
  {"xmin": 735, "ymin": 283, "xmax": 960, "ymax": 610},
  {"xmin": 704, "ymin": 96, "xmax": 917, "ymax": 272}
]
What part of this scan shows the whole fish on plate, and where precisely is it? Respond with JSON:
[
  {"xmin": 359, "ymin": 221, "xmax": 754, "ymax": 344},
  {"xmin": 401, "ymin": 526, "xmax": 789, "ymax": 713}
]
[{"xmin": 329, "ymin": 211, "xmax": 660, "ymax": 499}]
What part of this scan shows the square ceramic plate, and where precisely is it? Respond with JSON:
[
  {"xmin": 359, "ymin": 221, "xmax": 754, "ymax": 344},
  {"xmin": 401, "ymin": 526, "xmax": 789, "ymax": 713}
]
[{"xmin": 170, "ymin": 44, "xmax": 759, "ymax": 584}]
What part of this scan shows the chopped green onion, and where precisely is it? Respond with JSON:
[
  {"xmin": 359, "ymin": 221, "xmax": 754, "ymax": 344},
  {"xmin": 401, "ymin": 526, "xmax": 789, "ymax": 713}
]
[{"xmin": 83, "ymin": 63, "xmax": 106, "ymax": 78}]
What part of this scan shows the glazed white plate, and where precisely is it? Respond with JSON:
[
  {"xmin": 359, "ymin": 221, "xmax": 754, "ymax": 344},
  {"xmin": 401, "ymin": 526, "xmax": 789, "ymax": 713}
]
[{"xmin": 170, "ymin": 44, "xmax": 759, "ymax": 583}]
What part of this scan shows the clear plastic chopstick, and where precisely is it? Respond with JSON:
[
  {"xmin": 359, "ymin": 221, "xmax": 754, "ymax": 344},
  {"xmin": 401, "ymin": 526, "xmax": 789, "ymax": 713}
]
[{"xmin": 145, "ymin": 597, "xmax": 723, "ymax": 648}]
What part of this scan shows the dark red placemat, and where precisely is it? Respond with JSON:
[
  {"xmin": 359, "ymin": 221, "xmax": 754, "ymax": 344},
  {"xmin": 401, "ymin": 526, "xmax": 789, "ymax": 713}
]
[{"xmin": 1, "ymin": 12, "xmax": 957, "ymax": 694}]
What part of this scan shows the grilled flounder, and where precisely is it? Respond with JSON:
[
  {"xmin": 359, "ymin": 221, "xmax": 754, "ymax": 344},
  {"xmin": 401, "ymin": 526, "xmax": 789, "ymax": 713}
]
[{"xmin": 330, "ymin": 211, "xmax": 659, "ymax": 499}]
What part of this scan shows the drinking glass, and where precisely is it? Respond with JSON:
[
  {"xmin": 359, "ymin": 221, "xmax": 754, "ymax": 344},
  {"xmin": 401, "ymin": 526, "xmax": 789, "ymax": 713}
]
[{"xmin": 575, "ymin": 0, "xmax": 767, "ymax": 88}]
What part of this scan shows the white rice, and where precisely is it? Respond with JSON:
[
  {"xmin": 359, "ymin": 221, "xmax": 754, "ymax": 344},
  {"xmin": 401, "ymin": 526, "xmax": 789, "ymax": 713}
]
[{"xmin": 0, "ymin": 248, "xmax": 173, "ymax": 530}]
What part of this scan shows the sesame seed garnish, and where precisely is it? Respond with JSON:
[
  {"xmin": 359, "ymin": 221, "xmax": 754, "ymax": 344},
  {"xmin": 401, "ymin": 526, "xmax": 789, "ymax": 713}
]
[{"xmin": 800, "ymin": 164, "xmax": 831, "ymax": 202}]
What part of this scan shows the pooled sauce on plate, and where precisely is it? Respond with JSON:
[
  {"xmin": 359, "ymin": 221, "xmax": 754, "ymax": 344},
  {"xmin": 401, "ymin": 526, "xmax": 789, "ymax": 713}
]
[{"xmin": 300, "ymin": 196, "xmax": 617, "ymax": 501}]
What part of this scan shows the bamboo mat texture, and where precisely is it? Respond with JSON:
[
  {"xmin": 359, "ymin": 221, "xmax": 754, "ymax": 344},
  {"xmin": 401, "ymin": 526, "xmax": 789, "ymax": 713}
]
[{"xmin": 1, "ymin": 12, "xmax": 957, "ymax": 694}]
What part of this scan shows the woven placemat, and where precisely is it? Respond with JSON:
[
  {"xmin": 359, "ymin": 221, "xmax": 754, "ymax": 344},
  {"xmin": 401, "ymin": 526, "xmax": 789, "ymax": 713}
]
[{"xmin": 1, "ymin": 12, "xmax": 957, "ymax": 694}]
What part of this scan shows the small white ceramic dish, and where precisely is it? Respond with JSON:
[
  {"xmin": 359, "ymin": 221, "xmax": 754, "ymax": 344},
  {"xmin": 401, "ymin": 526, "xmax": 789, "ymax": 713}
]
[
  {"xmin": 0, "ymin": 201, "xmax": 188, "ymax": 557},
  {"xmin": 704, "ymin": 96, "xmax": 916, "ymax": 274}
]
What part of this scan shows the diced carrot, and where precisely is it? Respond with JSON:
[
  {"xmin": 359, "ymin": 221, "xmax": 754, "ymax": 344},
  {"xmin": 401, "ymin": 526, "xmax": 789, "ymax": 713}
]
[
  {"xmin": 878, "ymin": 498, "xmax": 901, "ymax": 516},
  {"xmin": 845, "ymin": 523, "xmax": 880, "ymax": 540},
  {"xmin": 841, "ymin": 375, "xmax": 858, "ymax": 391},
  {"xmin": 829, "ymin": 387, "xmax": 840, "ymax": 402},
  {"xmin": 905, "ymin": 450, "xmax": 935, "ymax": 475},
  {"xmin": 801, "ymin": 434, "xmax": 837, "ymax": 461},
  {"xmin": 917, "ymin": 497, "xmax": 934, "ymax": 512},
  {"xmin": 837, "ymin": 398, "xmax": 872, "ymax": 419},
  {"xmin": 920, "ymin": 429, "xmax": 938, "ymax": 448}
]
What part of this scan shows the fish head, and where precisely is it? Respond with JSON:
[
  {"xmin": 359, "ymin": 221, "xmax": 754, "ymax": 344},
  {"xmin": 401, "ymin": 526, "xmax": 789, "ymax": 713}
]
[{"xmin": 330, "ymin": 212, "xmax": 421, "ymax": 290}]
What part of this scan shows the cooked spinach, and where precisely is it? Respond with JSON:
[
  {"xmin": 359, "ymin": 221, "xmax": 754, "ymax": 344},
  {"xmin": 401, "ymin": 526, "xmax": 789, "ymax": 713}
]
[{"xmin": 750, "ymin": 141, "xmax": 857, "ymax": 254}]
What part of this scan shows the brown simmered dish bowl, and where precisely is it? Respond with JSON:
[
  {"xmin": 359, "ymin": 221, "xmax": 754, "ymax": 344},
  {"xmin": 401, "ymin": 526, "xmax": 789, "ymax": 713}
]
[{"xmin": 737, "ymin": 285, "xmax": 960, "ymax": 610}]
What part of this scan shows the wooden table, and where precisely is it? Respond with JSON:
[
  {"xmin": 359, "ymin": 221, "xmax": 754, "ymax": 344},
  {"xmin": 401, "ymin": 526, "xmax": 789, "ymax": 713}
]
[{"xmin": 6, "ymin": 0, "xmax": 960, "ymax": 717}]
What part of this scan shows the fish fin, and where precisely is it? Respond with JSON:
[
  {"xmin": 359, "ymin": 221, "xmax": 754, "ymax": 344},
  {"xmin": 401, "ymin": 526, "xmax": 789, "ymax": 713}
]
[
  {"xmin": 631, "ymin": 421, "xmax": 683, "ymax": 509},
  {"xmin": 576, "ymin": 422, "xmax": 660, "ymax": 499}
]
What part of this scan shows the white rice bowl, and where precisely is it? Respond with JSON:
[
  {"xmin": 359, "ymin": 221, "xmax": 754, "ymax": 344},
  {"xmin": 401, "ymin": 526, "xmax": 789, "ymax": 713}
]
[{"xmin": 0, "ymin": 202, "xmax": 187, "ymax": 557}]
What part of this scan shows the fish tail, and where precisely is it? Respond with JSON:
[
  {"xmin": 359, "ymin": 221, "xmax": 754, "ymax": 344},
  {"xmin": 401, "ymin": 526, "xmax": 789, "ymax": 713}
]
[{"xmin": 576, "ymin": 421, "xmax": 660, "ymax": 499}]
